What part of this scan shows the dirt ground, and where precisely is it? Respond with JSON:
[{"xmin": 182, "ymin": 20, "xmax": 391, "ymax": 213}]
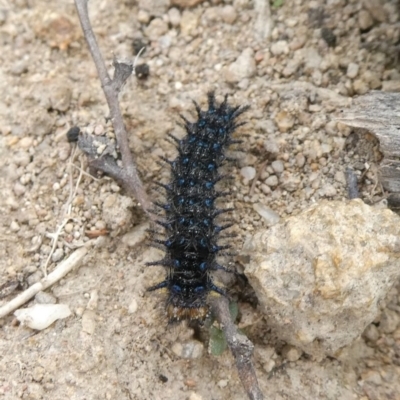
[{"xmin": 1, "ymin": 0, "xmax": 400, "ymax": 399}]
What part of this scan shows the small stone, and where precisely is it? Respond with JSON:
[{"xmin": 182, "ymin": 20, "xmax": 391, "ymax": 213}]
[
  {"xmin": 358, "ymin": 10, "xmax": 374, "ymax": 30},
  {"xmin": 19, "ymin": 137, "xmax": 34, "ymax": 149},
  {"xmin": 280, "ymin": 172, "xmax": 301, "ymax": 192},
  {"xmin": 129, "ymin": 299, "xmax": 138, "ymax": 314},
  {"xmin": 320, "ymin": 183, "xmax": 337, "ymax": 197},
  {"xmin": 10, "ymin": 220, "xmax": 20, "ymax": 232},
  {"xmin": 261, "ymin": 184, "xmax": 271, "ymax": 195},
  {"xmin": 320, "ymin": 27, "xmax": 336, "ymax": 48},
  {"xmin": 50, "ymin": 84, "xmax": 72, "ymax": 112},
  {"xmin": 361, "ymin": 370, "xmax": 382, "ymax": 386},
  {"xmin": 122, "ymin": 223, "xmax": 149, "ymax": 247},
  {"xmin": 171, "ymin": 0, "xmax": 204, "ymax": 7},
  {"xmin": 282, "ymin": 345, "xmax": 302, "ymax": 362},
  {"xmin": 65, "ymin": 223, "xmax": 73, "ymax": 233},
  {"xmin": 180, "ymin": 10, "xmax": 199, "ymax": 36},
  {"xmin": 271, "ymin": 160, "xmax": 284, "ymax": 174},
  {"xmin": 225, "ymin": 48, "xmax": 256, "ymax": 83},
  {"xmin": 168, "ymin": 8, "xmax": 181, "ymax": 27},
  {"xmin": 270, "ymin": 40, "xmax": 289, "ymax": 56},
  {"xmin": 28, "ymin": 108, "xmax": 55, "ymax": 136},
  {"xmin": 240, "ymin": 166, "xmax": 256, "ymax": 180},
  {"xmin": 32, "ymin": 366, "xmax": 45, "ymax": 382},
  {"xmin": 353, "ymin": 79, "xmax": 369, "ymax": 95},
  {"xmin": 82, "ymin": 310, "xmax": 96, "ymax": 335},
  {"xmin": 51, "ymin": 248, "xmax": 64, "ymax": 263},
  {"xmin": 363, "ymin": 324, "xmax": 380, "ymax": 342},
  {"xmin": 265, "ymin": 175, "xmax": 278, "ymax": 187},
  {"xmin": 58, "ymin": 142, "xmax": 71, "ymax": 161},
  {"xmin": 35, "ymin": 291, "xmax": 57, "ymax": 304},
  {"xmin": 137, "ymin": 10, "xmax": 150, "ymax": 24},
  {"xmin": 347, "ymin": 63, "xmax": 359, "ymax": 79},
  {"xmin": 253, "ymin": 203, "xmax": 280, "ymax": 226},
  {"xmin": 334, "ymin": 171, "xmax": 346, "ymax": 185},
  {"xmin": 171, "ymin": 340, "xmax": 204, "ymax": 359},
  {"xmin": 380, "ymin": 309, "xmax": 400, "ymax": 333},
  {"xmin": 13, "ymin": 182, "xmax": 26, "ymax": 196},
  {"xmin": 275, "ymin": 110, "xmax": 295, "ymax": 132},
  {"xmin": 144, "ymin": 18, "xmax": 168, "ymax": 41},
  {"xmin": 217, "ymin": 379, "xmax": 228, "ymax": 388},
  {"xmin": 138, "ymin": 0, "xmax": 169, "ymax": 16},
  {"xmin": 221, "ymin": 5, "xmax": 237, "ymax": 24},
  {"xmin": 364, "ymin": 0, "xmax": 386, "ymax": 23},
  {"xmin": 14, "ymin": 151, "xmax": 30, "ymax": 166},
  {"xmin": 296, "ymin": 154, "xmax": 306, "ymax": 168}
]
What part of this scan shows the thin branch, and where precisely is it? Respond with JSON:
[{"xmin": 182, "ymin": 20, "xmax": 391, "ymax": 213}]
[
  {"xmin": 211, "ymin": 297, "xmax": 264, "ymax": 400},
  {"xmin": 0, "ymin": 243, "xmax": 92, "ymax": 319},
  {"xmin": 74, "ymin": 0, "xmax": 151, "ymax": 214}
]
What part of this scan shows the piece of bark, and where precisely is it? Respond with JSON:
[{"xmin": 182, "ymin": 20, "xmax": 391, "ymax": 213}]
[{"xmin": 336, "ymin": 91, "xmax": 400, "ymax": 205}]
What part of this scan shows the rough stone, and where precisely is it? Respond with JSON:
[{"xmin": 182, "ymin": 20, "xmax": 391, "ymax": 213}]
[
  {"xmin": 243, "ymin": 200, "xmax": 400, "ymax": 357},
  {"xmin": 225, "ymin": 48, "xmax": 256, "ymax": 84}
]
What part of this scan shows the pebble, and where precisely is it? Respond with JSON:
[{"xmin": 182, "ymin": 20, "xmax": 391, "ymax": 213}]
[
  {"xmin": 14, "ymin": 151, "xmax": 31, "ymax": 167},
  {"xmin": 82, "ymin": 310, "xmax": 96, "ymax": 335},
  {"xmin": 363, "ymin": 324, "xmax": 380, "ymax": 342},
  {"xmin": 347, "ymin": 63, "xmax": 359, "ymax": 79},
  {"xmin": 320, "ymin": 183, "xmax": 337, "ymax": 197},
  {"xmin": 168, "ymin": 8, "xmax": 181, "ymax": 27},
  {"xmin": 358, "ymin": 10, "xmax": 374, "ymax": 30},
  {"xmin": 180, "ymin": 10, "xmax": 199, "ymax": 36},
  {"xmin": 51, "ymin": 248, "xmax": 64, "ymax": 263},
  {"xmin": 171, "ymin": 340, "xmax": 204, "ymax": 359},
  {"xmin": 353, "ymin": 79, "xmax": 369, "ymax": 95},
  {"xmin": 171, "ymin": 0, "xmax": 204, "ymax": 7},
  {"xmin": 271, "ymin": 160, "xmax": 284, "ymax": 174},
  {"xmin": 275, "ymin": 110, "xmax": 295, "ymax": 132},
  {"xmin": 35, "ymin": 291, "xmax": 57, "ymax": 304},
  {"xmin": 334, "ymin": 171, "xmax": 346, "ymax": 185},
  {"xmin": 253, "ymin": 203, "xmax": 280, "ymax": 226},
  {"xmin": 240, "ymin": 166, "xmax": 256, "ymax": 180},
  {"xmin": 122, "ymin": 223, "xmax": 149, "ymax": 247},
  {"xmin": 265, "ymin": 175, "xmax": 278, "ymax": 187},
  {"xmin": 225, "ymin": 48, "xmax": 256, "ymax": 83},
  {"xmin": 129, "ymin": 299, "xmax": 138, "ymax": 314},
  {"xmin": 32, "ymin": 366, "xmax": 45, "ymax": 383},
  {"xmin": 361, "ymin": 370, "xmax": 382, "ymax": 386},
  {"xmin": 28, "ymin": 108, "xmax": 55, "ymax": 136},
  {"xmin": 137, "ymin": 10, "xmax": 150, "ymax": 24},
  {"xmin": 13, "ymin": 182, "xmax": 26, "ymax": 196},
  {"xmin": 19, "ymin": 137, "xmax": 34, "ymax": 149},
  {"xmin": 221, "ymin": 5, "xmax": 237, "ymax": 24},
  {"xmin": 296, "ymin": 154, "xmax": 306, "ymax": 168},
  {"xmin": 144, "ymin": 18, "xmax": 169, "ymax": 41},
  {"xmin": 10, "ymin": 220, "xmax": 20, "ymax": 232},
  {"xmin": 138, "ymin": 0, "xmax": 169, "ymax": 16},
  {"xmin": 379, "ymin": 309, "xmax": 400, "ymax": 333},
  {"xmin": 50, "ymin": 84, "xmax": 72, "ymax": 112},
  {"xmin": 270, "ymin": 40, "xmax": 289, "ymax": 56},
  {"xmin": 282, "ymin": 345, "xmax": 302, "ymax": 362},
  {"xmin": 280, "ymin": 172, "xmax": 300, "ymax": 192}
]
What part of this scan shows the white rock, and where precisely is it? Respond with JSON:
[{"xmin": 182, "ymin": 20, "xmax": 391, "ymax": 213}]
[
  {"xmin": 253, "ymin": 203, "xmax": 280, "ymax": 226},
  {"xmin": 225, "ymin": 48, "xmax": 256, "ymax": 83},
  {"xmin": 15, "ymin": 304, "xmax": 71, "ymax": 330},
  {"xmin": 270, "ymin": 40, "xmax": 289, "ymax": 56},
  {"xmin": 347, "ymin": 63, "xmax": 359, "ymax": 79},
  {"xmin": 240, "ymin": 166, "xmax": 256, "ymax": 180},
  {"xmin": 243, "ymin": 200, "xmax": 400, "ymax": 357}
]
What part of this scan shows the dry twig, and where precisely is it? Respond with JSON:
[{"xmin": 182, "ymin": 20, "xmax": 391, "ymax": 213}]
[
  {"xmin": 212, "ymin": 297, "xmax": 264, "ymax": 400},
  {"xmin": 74, "ymin": 0, "xmax": 151, "ymax": 214},
  {"xmin": 0, "ymin": 243, "xmax": 92, "ymax": 319}
]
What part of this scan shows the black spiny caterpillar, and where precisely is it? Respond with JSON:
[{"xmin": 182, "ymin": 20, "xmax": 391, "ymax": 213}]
[{"xmin": 148, "ymin": 93, "xmax": 248, "ymax": 321}]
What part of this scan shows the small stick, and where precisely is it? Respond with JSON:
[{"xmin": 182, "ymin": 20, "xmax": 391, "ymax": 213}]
[
  {"xmin": 0, "ymin": 243, "xmax": 92, "ymax": 319},
  {"xmin": 74, "ymin": 0, "xmax": 151, "ymax": 214},
  {"xmin": 211, "ymin": 297, "xmax": 264, "ymax": 400}
]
